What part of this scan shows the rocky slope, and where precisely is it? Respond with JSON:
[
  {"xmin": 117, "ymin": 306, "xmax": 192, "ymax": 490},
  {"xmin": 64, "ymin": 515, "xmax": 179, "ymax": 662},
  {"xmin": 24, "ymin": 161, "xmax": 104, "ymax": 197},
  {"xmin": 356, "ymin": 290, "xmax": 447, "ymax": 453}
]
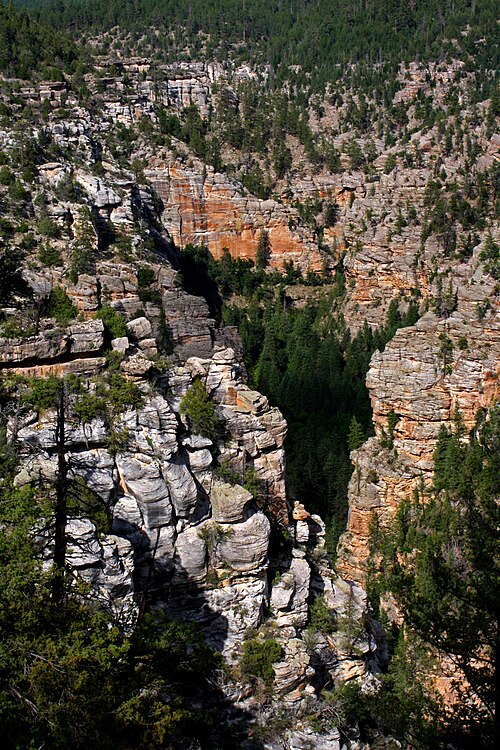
[
  {"xmin": 0, "ymin": 142, "xmax": 384, "ymax": 744},
  {"xmin": 3, "ymin": 254, "xmax": 383, "ymax": 713},
  {"xmin": 146, "ymin": 153, "xmax": 327, "ymax": 272},
  {"xmin": 6, "ymin": 55, "xmax": 497, "ymax": 320},
  {"xmin": 337, "ymin": 298, "xmax": 500, "ymax": 583},
  {"xmin": 1, "ymin": 45, "xmax": 499, "ymax": 743}
]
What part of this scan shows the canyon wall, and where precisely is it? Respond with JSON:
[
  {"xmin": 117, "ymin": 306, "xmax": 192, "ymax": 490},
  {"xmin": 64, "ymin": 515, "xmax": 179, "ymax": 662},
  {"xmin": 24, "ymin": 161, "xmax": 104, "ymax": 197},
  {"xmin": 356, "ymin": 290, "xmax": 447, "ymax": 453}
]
[{"xmin": 337, "ymin": 268, "xmax": 500, "ymax": 583}]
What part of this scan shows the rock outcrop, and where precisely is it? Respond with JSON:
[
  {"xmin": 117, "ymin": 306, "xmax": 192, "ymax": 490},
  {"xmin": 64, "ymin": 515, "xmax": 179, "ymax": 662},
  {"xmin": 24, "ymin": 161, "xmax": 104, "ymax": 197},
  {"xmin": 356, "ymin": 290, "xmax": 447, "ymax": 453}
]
[
  {"xmin": 2, "ymin": 246, "xmax": 382, "ymax": 709},
  {"xmin": 146, "ymin": 153, "xmax": 328, "ymax": 273},
  {"xmin": 337, "ymin": 300, "xmax": 500, "ymax": 584}
]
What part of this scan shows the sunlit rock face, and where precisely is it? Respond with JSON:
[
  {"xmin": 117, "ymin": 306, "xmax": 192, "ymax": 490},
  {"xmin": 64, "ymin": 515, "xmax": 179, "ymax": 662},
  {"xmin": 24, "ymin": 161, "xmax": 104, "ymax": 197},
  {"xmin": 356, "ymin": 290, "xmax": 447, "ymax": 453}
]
[
  {"xmin": 146, "ymin": 154, "xmax": 328, "ymax": 274},
  {"xmin": 337, "ymin": 302, "xmax": 500, "ymax": 585},
  {"xmin": 5, "ymin": 247, "xmax": 381, "ymax": 705}
]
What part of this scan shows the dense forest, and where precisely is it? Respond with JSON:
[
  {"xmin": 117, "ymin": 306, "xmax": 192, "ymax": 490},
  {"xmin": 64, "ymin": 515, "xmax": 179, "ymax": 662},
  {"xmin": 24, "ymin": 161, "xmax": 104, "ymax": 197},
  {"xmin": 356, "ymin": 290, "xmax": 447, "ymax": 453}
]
[
  {"xmin": 0, "ymin": 2, "xmax": 83, "ymax": 79},
  {"xmin": 12, "ymin": 0, "xmax": 500, "ymax": 90}
]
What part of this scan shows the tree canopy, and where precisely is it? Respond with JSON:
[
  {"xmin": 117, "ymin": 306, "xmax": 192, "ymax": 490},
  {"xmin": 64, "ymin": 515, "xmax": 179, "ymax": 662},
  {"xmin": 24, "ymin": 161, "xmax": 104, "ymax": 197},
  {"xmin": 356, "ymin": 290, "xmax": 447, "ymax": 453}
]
[{"xmin": 372, "ymin": 404, "xmax": 500, "ymax": 747}]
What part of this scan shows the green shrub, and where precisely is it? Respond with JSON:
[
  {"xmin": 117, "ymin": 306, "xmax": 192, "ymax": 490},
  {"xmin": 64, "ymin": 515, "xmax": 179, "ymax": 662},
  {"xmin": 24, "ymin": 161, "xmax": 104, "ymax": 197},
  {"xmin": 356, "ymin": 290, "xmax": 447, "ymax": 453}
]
[
  {"xmin": 105, "ymin": 350, "xmax": 124, "ymax": 372},
  {"xmin": 347, "ymin": 416, "xmax": 365, "ymax": 451},
  {"xmin": 19, "ymin": 232, "xmax": 36, "ymax": 250},
  {"xmin": 102, "ymin": 373, "xmax": 143, "ymax": 412},
  {"xmin": 0, "ymin": 317, "xmax": 34, "ymax": 339},
  {"xmin": 180, "ymin": 379, "xmax": 217, "ymax": 439},
  {"xmin": 47, "ymin": 286, "xmax": 77, "ymax": 326},
  {"xmin": 0, "ymin": 165, "xmax": 12, "ymax": 185},
  {"xmin": 36, "ymin": 215, "xmax": 61, "ymax": 239},
  {"xmin": 8, "ymin": 180, "xmax": 29, "ymax": 202},
  {"xmin": 137, "ymin": 265, "xmax": 161, "ymax": 303},
  {"xmin": 214, "ymin": 461, "xmax": 241, "ymax": 485},
  {"xmin": 95, "ymin": 305, "xmax": 127, "ymax": 339},
  {"xmin": 38, "ymin": 244, "xmax": 62, "ymax": 267},
  {"xmin": 105, "ymin": 427, "xmax": 130, "ymax": 456},
  {"xmin": 70, "ymin": 207, "xmax": 96, "ymax": 282},
  {"xmin": 240, "ymin": 638, "xmax": 282, "ymax": 691},
  {"xmin": 479, "ymin": 233, "xmax": 500, "ymax": 280},
  {"xmin": 113, "ymin": 233, "xmax": 133, "ymax": 261},
  {"xmin": 308, "ymin": 594, "xmax": 335, "ymax": 634},
  {"xmin": 0, "ymin": 218, "xmax": 14, "ymax": 238},
  {"xmin": 70, "ymin": 247, "xmax": 94, "ymax": 283},
  {"xmin": 72, "ymin": 393, "xmax": 107, "ymax": 423},
  {"xmin": 21, "ymin": 376, "xmax": 60, "ymax": 413}
]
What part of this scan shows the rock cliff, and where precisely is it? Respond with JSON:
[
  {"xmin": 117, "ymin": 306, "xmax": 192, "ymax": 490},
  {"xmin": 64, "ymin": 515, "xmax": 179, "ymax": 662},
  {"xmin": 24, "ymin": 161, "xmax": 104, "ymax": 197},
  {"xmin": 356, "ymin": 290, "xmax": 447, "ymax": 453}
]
[
  {"xmin": 337, "ymin": 275, "xmax": 500, "ymax": 583},
  {"xmin": 0, "ymin": 161, "xmax": 383, "ymax": 726},
  {"xmin": 146, "ymin": 153, "xmax": 328, "ymax": 273},
  {"xmin": 1, "ymin": 46, "xmax": 498, "ymax": 743}
]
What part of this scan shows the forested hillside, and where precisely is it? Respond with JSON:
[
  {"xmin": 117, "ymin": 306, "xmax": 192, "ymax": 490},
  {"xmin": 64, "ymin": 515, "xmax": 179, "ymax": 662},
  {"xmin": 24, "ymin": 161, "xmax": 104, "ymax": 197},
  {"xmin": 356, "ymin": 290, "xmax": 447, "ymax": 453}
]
[
  {"xmin": 16, "ymin": 0, "xmax": 500, "ymax": 90},
  {"xmin": 0, "ymin": 2, "xmax": 83, "ymax": 78}
]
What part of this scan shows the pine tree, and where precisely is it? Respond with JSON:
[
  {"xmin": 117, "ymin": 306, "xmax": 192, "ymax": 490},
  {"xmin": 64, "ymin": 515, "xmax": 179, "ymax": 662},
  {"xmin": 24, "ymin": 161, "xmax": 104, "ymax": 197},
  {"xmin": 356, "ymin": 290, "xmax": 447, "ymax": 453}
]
[
  {"xmin": 377, "ymin": 403, "xmax": 500, "ymax": 746},
  {"xmin": 256, "ymin": 229, "xmax": 270, "ymax": 269},
  {"xmin": 347, "ymin": 416, "xmax": 365, "ymax": 451}
]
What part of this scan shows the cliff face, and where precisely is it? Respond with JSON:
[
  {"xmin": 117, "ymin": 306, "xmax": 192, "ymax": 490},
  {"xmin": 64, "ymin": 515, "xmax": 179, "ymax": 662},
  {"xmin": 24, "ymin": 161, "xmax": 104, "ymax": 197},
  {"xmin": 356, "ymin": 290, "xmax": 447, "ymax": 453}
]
[
  {"xmin": 10, "ymin": 57, "xmax": 498, "ymax": 336},
  {"xmin": 337, "ymin": 278, "xmax": 500, "ymax": 583},
  {"xmin": 1, "ymin": 49, "xmax": 498, "ymax": 738},
  {"xmin": 146, "ymin": 154, "xmax": 328, "ymax": 273},
  {"xmin": 0, "ymin": 146, "xmax": 383, "ymax": 720},
  {"xmin": 3, "ymin": 255, "xmax": 383, "ymax": 705}
]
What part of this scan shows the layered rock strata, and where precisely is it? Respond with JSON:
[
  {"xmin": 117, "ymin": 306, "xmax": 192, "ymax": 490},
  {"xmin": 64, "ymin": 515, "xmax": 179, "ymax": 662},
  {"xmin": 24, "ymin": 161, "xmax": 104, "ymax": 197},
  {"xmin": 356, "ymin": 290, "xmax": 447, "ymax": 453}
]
[
  {"xmin": 3, "ymin": 249, "xmax": 383, "ymax": 708},
  {"xmin": 337, "ymin": 298, "xmax": 500, "ymax": 584},
  {"xmin": 146, "ymin": 154, "xmax": 328, "ymax": 273}
]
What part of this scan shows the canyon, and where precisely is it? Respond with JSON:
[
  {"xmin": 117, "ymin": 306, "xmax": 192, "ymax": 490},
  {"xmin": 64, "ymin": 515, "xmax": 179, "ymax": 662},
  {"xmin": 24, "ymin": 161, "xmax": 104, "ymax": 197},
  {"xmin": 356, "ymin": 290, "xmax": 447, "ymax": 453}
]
[{"xmin": 0, "ymin": 25, "xmax": 498, "ymax": 745}]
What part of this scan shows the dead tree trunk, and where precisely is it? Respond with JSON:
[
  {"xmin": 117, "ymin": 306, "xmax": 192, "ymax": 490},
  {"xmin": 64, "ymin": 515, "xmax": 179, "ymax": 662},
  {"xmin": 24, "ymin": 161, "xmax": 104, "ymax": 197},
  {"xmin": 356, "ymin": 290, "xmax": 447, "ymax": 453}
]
[{"xmin": 52, "ymin": 381, "xmax": 67, "ymax": 603}]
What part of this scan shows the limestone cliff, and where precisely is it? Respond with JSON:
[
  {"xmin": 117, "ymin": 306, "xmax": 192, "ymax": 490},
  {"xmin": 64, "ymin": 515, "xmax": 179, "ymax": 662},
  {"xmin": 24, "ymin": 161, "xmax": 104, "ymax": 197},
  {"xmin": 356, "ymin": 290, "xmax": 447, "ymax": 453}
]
[
  {"xmin": 0, "ymin": 152, "xmax": 383, "ymax": 728},
  {"xmin": 146, "ymin": 153, "xmax": 328, "ymax": 273},
  {"xmin": 337, "ymin": 269, "xmax": 500, "ymax": 583}
]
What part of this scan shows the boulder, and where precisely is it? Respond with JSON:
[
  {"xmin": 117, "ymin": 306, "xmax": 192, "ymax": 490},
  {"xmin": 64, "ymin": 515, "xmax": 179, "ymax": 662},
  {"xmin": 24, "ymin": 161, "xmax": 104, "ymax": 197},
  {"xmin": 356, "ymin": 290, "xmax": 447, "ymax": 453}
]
[{"xmin": 210, "ymin": 481, "xmax": 253, "ymax": 523}]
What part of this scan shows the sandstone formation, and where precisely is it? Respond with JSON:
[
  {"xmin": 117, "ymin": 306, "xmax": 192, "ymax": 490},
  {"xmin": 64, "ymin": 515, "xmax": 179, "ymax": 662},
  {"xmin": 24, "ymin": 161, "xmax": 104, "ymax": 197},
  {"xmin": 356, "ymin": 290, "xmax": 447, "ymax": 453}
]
[
  {"xmin": 337, "ymin": 300, "xmax": 500, "ymax": 584},
  {"xmin": 1, "ymin": 241, "xmax": 382, "ymax": 711},
  {"xmin": 2, "ymin": 48, "xmax": 498, "ymax": 743},
  {"xmin": 146, "ymin": 153, "xmax": 328, "ymax": 273}
]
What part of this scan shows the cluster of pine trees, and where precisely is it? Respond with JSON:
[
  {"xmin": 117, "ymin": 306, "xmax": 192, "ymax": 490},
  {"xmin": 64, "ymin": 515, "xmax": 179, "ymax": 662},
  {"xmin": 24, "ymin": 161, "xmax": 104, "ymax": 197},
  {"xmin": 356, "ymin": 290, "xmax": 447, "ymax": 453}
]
[
  {"xmin": 368, "ymin": 406, "xmax": 500, "ymax": 747},
  {"xmin": 0, "ymin": 2, "xmax": 82, "ymax": 79},
  {"xmin": 179, "ymin": 244, "xmax": 419, "ymax": 553},
  {"xmin": 12, "ymin": 0, "xmax": 500, "ymax": 91}
]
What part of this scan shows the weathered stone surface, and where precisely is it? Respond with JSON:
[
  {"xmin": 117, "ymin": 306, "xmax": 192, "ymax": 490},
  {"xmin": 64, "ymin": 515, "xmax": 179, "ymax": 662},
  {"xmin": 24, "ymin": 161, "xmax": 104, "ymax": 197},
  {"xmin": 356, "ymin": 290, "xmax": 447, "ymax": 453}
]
[
  {"xmin": 64, "ymin": 518, "xmax": 137, "ymax": 624},
  {"xmin": 112, "ymin": 336, "xmax": 129, "ymax": 353},
  {"xmin": 146, "ymin": 155, "xmax": 328, "ymax": 274},
  {"xmin": 285, "ymin": 727, "xmax": 341, "ymax": 750},
  {"xmin": 182, "ymin": 434, "xmax": 212, "ymax": 449},
  {"xmin": 219, "ymin": 512, "xmax": 270, "ymax": 572},
  {"xmin": 76, "ymin": 170, "xmax": 122, "ymax": 208},
  {"xmin": 120, "ymin": 353, "xmax": 154, "ymax": 376},
  {"xmin": 171, "ymin": 524, "xmax": 207, "ymax": 583},
  {"xmin": 126, "ymin": 316, "xmax": 152, "ymax": 341},
  {"xmin": 271, "ymin": 557, "xmax": 311, "ymax": 628},
  {"xmin": 112, "ymin": 494, "xmax": 143, "ymax": 543},
  {"xmin": 162, "ymin": 289, "xmax": 215, "ymax": 360},
  {"xmin": 210, "ymin": 480, "xmax": 253, "ymax": 523},
  {"xmin": 185, "ymin": 447, "xmax": 212, "ymax": 472},
  {"xmin": 0, "ymin": 330, "xmax": 67, "ymax": 362},
  {"xmin": 273, "ymin": 634, "xmax": 315, "ymax": 701},
  {"xmin": 337, "ymin": 309, "xmax": 500, "ymax": 584},
  {"xmin": 203, "ymin": 571, "xmax": 268, "ymax": 655},
  {"xmin": 68, "ymin": 449, "xmax": 116, "ymax": 501},
  {"xmin": 69, "ymin": 319, "xmax": 105, "ymax": 353},
  {"xmin": 162, "ymin": 454, "xmax": 198, "ymax": 516},
  {"xmin": 115, "ymin": 454, "xmax": 173, "ymax": 524}
]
